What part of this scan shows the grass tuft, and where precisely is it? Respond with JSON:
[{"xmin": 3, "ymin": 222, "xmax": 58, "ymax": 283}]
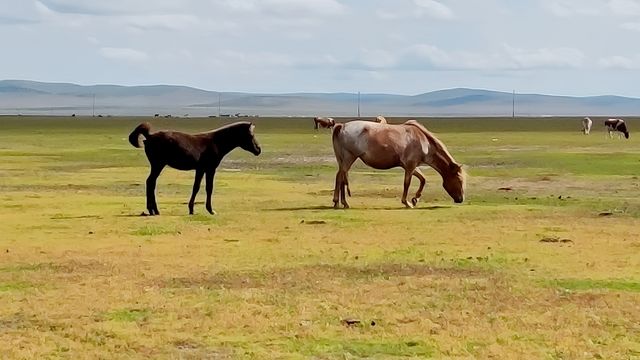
[{"xmin": 549, "ymin": 279, "xmax": 640, "ymax": 292}]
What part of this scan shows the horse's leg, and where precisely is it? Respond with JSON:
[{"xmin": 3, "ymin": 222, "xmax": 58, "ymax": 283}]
[
  {"xmin": 401, "ymin": 167, "xmax": 415, "ymax": 208},
  {"xmin": 340, "ymin": 171, "xmax": 349, "ymax": 208},
  {"xmin": 339, "ymin": 156, "xmax": 357, "ymax": 208},
  {"xmin": 204, "ymin": 169, "xmax": 217, "ymax": 215},
  {"xmin": 188, "ymin": 169, "xmax": 205, "ymax": 215},
  {"xmin": 333, "ymin": 154, "xmax": 356, "ymax": 209},
  {"xmin": 146, "ymin": 164, "xmax": 164, "ymax": 215},
  {"xmin": 332, "ymin": 170, "xmax": 342, "ymax": 208},
  {"xmin": 411, "ymin": 168, "xmax": 427, "ymax": 207}
]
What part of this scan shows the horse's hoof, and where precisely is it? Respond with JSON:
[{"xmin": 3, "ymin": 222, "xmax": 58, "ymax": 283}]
[
  {"xmin": 333, "ymin": 202, "xmax": 339, "ymax": 209},
  {"xmin": 342, "ymin": 204, "xmax": 350, "ymax": 209},
  {"xmin": 411, "ymin": 197, "xmax": 419, "ymax": 206},
  {"xmin": 402, "ymin": 201, "xmax": 414, "ymax": 209}
]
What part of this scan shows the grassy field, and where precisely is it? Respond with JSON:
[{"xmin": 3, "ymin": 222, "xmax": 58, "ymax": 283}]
[{"xmin": 1, "ymin": 115, "xmax": 639, "ymax": 359}]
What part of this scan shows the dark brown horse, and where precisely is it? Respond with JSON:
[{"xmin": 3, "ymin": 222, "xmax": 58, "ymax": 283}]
[
  {"xmin": 313, "ymin": 117, "xmax": 335, "ymax": 130},
  {"xmin": 332, "ymin": 120, "xmax": 465, "ymax": 208},
  {"xmin": 129, "ymin": 121, "xmax": 261, "ymax": 215}
]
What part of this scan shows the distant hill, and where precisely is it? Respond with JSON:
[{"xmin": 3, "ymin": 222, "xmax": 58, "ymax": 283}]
[{"xmin": 1, "ymin": 80, "xmax": 639, "ymax": 117}]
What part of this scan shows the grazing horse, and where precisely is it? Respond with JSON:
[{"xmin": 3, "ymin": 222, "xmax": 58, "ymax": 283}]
[
  {"xmin": 128, "ymin": 121, "xmax": 261, "ymax": 215},
  {"xmin": 375, "ymin": 115, "xmax": 388, "ymax": 124},
  {"xmin": 604, "ymin": 118, "xmax": 630, "ymax": 139},
  {"xmin": 582, "ymin": 117, "xmax": 593, "ymax": 135},
  {"xmin": 331, "ymin": 120, "xmax": 465, "ymax": 208},
  {"xmin": 313, "ymin": 117, "xmax": 335, "ymax": 130}
]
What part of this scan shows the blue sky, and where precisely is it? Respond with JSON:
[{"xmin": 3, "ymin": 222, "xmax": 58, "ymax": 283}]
[{"xmin": 2, "ymin": 0, "xmax": 640, "ymax": 96}]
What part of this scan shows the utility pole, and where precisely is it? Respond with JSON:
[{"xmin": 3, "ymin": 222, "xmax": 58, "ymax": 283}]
[
  {"xmin": 357, "ymin": 91, "xmax": 361, "ymax": 118},
  {"xmin": 217, "ymin": 92, "xmax": 221, "ymax": 117},
  {"xmin": 512, "ymin": 90, "xmax": 515, "ymax": 120},
  {"xmin": 92, "ymin": 93, "xmax": 95, "ymax": 117}
]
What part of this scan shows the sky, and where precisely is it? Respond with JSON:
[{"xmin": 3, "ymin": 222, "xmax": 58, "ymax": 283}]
[{"xmin": 2, "ymin": 0, "xmax": 640, "ymax": 97}]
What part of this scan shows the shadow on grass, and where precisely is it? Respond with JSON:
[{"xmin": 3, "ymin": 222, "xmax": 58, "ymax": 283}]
[
  {"xmin": 266, "ymin": 205, "xmax": 453, "ymax": 211},
  {"xmin": 50, "ymin": 214, "xmax": 103, "ymax": 220},
  {"xmin": 265, "ymin": 205, "xmax": 335, "ymax": 211}
]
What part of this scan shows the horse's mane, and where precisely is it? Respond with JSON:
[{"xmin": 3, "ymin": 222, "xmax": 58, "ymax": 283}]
[
  {"xmin": 404, "ymin": 120, "xmax": 467, "ymax": 184},
  {"xmin": 201, "ymin": 121, "xmax": 252, "ymax": 135},
  {"xmin": 404, "ymin": 120, "xmax": 454, "ymax": 160}
]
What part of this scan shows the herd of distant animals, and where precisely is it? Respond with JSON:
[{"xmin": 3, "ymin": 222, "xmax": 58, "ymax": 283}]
[
  {"xmin": 129, "ymin": 115, "xmax": 629, "ymax": 215},
  {"xmin": 582, "ymin": 116, "xmax": 630, "ymax": 139}
]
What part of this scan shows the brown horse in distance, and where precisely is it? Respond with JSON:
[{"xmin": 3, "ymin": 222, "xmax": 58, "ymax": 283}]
[
  {"xmin": 129, "ymin": 121, "xmax": 261, "ymax": 215},
  {"xmin": 313, "ymin": 117, "xmax": 335, "ymax": 130},
  {"xmin": 331, "ymin": 120, "xmax": 465, "ymax": 208}
]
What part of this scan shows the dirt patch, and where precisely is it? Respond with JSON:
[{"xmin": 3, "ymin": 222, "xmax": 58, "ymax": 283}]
[{"xmin": 539, "ymin": 236, "xmax": 574, "ymax": 244}]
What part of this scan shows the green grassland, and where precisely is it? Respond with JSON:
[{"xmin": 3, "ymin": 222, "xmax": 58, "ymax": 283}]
[{"xmin": 0, "ymin": 115, "xmax": 639, "ymax": 359}]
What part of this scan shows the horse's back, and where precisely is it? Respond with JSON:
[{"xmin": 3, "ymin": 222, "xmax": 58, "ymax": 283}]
[
  {"xmin": 334, "ymin": 121, "xmax": 425, "ymax": 169},
  {"xmin": 144, "ymin": 131, "xmax": 205, "ymax": 169}
]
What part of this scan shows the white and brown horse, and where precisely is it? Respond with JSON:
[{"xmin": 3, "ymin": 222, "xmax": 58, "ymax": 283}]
[
  {"xmin": 313, "ymin": 117, "xmax": 335, "ymax": 130},
  {"xmin": 582, "ymin": 117, "xmax": 593, "ymax": 135},
  {"xmin": 605, "ymin": 118, "xmax": 630, "ymax": 139},
  {"xmin": 331, "ymin": 120, "xmax": 465, "ymax": 208}
]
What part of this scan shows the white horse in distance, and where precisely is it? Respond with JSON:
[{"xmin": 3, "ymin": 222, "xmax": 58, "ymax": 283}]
[{"xmin": 582, "ymin": 117, "xmax": 593, "ymax": 135}]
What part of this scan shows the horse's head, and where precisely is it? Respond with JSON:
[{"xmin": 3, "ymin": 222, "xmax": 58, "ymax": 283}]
[
  {"xmin": 239, "ymin": 123, "xmax": 262, "ymax": 156},
  {"xmin": 328, "ymin": 118, "xmax": 336, "ymax": 127},
  {"xmin": 443, "ymin": 163, "xmax": 465, "ymax": 203}
]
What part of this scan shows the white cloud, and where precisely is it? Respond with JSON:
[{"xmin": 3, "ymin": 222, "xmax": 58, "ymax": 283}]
[
  {"xmin": 598, "ymin": 55, "xmax": 640, "ymax": 69},
  {"xmin": 620, "ymin": 21, "xmax": 640, "ymax": 31},
  {"xmin": 375, "ymin": 9, "xmax": 401, "ymax": 20},
  {"xmin": 414, "ymin": 0, "xmax": 454, "ymax": 19},
  {"xmin": 99, "ymin": 47, "xmax": 148, "ymax": 62},
  {"xmin": 608, "ymin": 0, "xmax": 640, "ymax": 16},
  {"xmin": 343, "ymin": 44, "xmax": 585, "ymax": 71},
  {"xmin": 542, "ymin": 0, "xmax": 602, "ymax": 17},
  {"xmin": 359, "ymin": 49, "xmax": 398, "ymax": 69},
  {"xmin": 36, "ymin": 0, "xmax": 185, "ymax": 16},
  {"xmin": 405, "ymin": 44, "xmax": 453, "ymax": 68},
  {"xmin": 4, "ymin": 0, "xmax": 640, "ymax": 97},
  {"xmin": 543, "ymin": 0, "xmax": 640, "ymax": 17},
  {"xmin": 503, "ymin": 45, "xmax": 585, "ymax": 69},
  {"xmin": 217, "ymin": 50, "xmax": 295, "ymax": 68},
  {"xmin": 218, "ymin": 0, "xmax": 345, "ymax": 16},
  {"xmin": 121, "ymin": 14, "xmax": 200, "ymax": 31}
]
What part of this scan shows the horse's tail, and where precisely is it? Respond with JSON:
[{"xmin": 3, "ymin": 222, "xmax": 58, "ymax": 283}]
[
  {"xmin": 313, "ymin": 117, "xmax": 319, "ymax": 130},
  {"xmin": 331, "ymin": 123, "xmax": 351, "ymax": 196},
  {"xmin": 129, "ymin": 122, "xmax": 152, "ymax": 148}
]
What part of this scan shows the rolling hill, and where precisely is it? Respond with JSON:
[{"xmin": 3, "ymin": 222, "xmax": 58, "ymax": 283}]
[{"xmin": 1, "ymin": 80, "xmax": 639, "ymax": 117}]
